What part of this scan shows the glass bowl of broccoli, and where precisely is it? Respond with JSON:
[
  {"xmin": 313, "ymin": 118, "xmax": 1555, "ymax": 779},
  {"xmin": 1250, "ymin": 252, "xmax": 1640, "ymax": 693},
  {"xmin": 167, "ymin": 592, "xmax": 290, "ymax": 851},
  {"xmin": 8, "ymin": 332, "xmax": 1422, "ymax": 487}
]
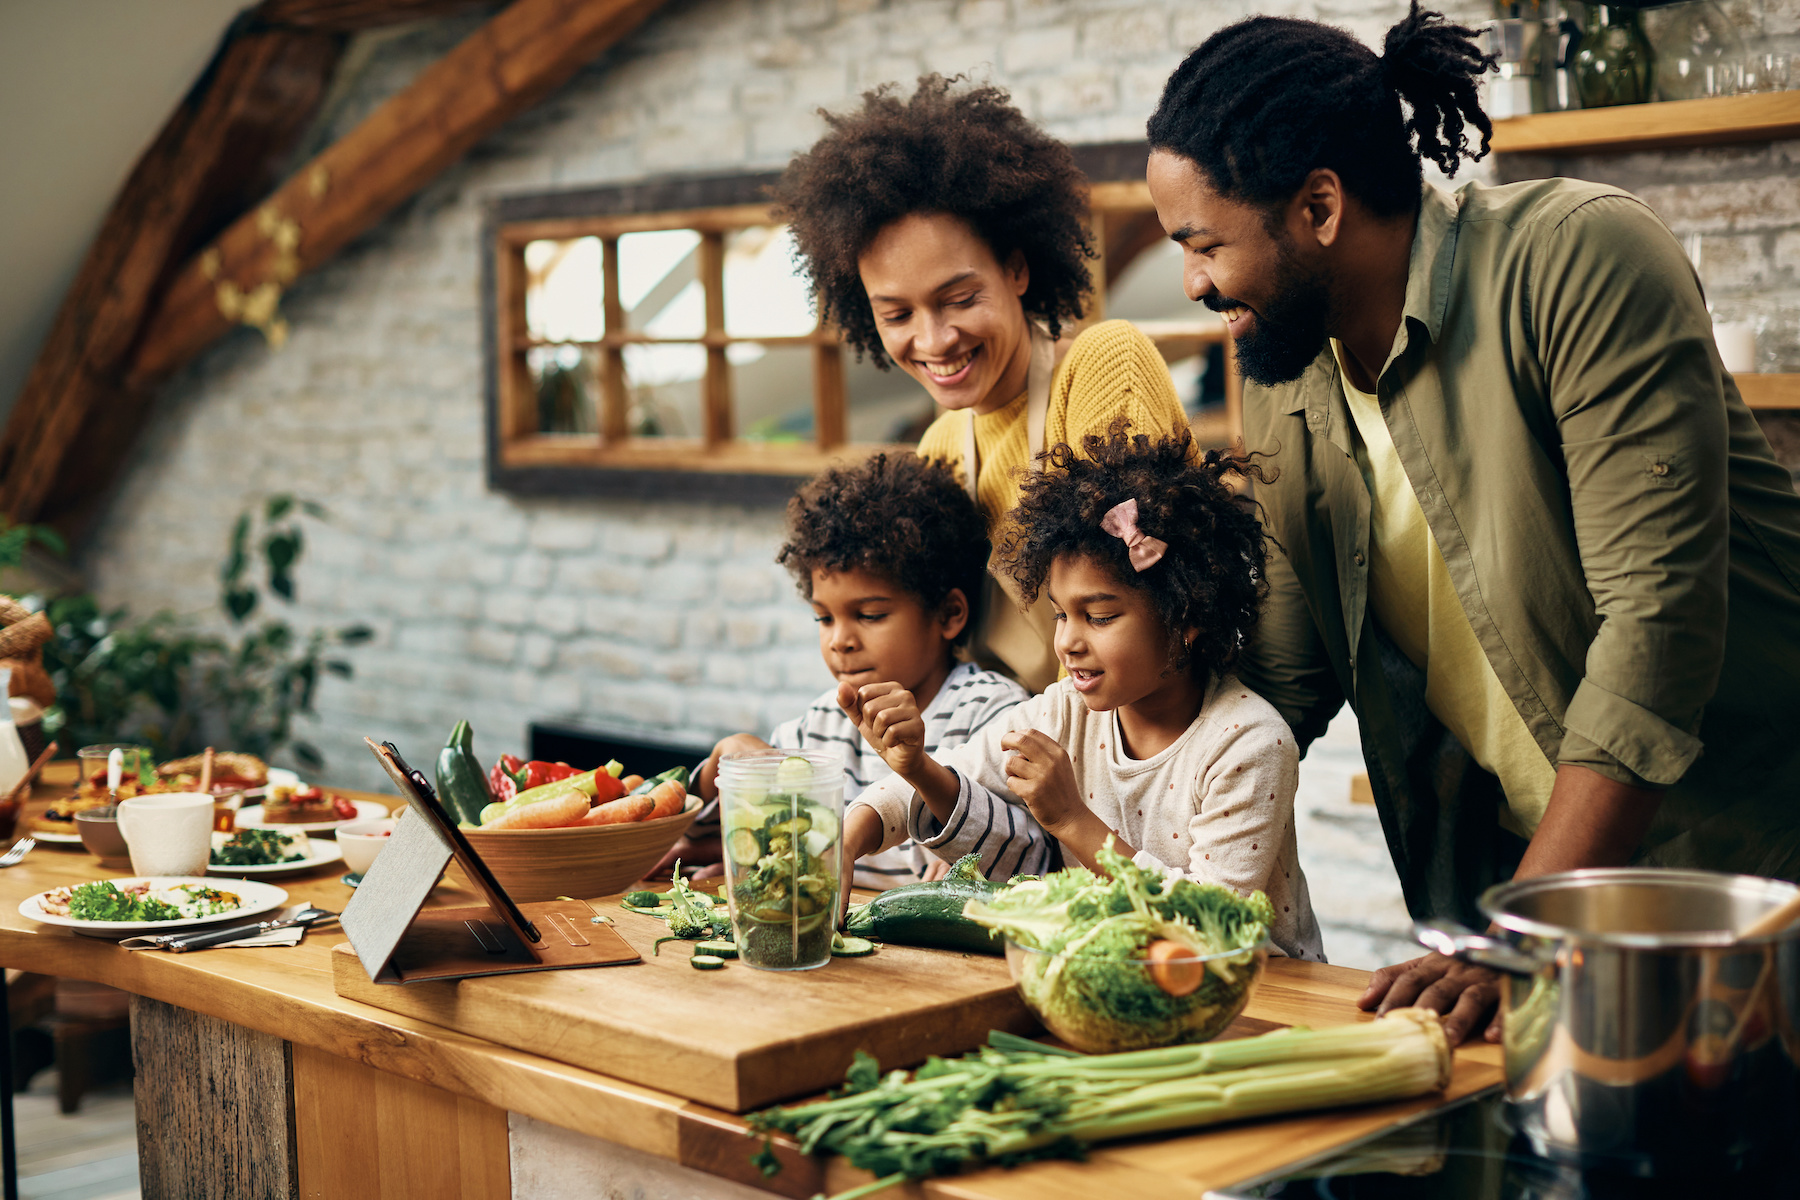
[{"xmin": 969, "ymin": 844, "xmax": 1273, "ymax": 1053}]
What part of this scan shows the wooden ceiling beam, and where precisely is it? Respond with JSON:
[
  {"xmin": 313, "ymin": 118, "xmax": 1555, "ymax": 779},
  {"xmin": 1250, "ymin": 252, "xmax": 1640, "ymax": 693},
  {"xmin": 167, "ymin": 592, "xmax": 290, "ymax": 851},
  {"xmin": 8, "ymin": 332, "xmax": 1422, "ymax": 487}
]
[
  {"xmin": 124, "ymin": 0, "xmax": 667, "ymax": 393},
  {"xmin": 0, "ymin": 20, "xmax": 344, "ymax": 527},
  {"xmin": 254, "ymin": 0, "xmax": 502, "ymax": 33}
]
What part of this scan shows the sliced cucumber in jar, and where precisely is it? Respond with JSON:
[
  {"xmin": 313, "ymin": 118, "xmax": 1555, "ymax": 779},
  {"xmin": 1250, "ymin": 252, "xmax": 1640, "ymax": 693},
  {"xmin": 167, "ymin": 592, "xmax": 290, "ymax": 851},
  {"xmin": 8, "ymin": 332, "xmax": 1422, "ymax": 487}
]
[
  {"xmin": 774, "ymin": 754, "xmax": 813, "ymax": 792},
  {"xmin": 726, "ymin": 827, "xmax": 763, "ymax": 867}
]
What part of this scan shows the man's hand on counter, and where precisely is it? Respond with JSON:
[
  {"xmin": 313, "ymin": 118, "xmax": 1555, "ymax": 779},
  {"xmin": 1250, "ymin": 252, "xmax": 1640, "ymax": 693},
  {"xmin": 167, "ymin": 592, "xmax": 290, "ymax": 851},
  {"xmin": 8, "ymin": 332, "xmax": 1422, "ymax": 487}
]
[
  {"xmin": 1358, "ymin": 954, "xmax": 1502, "ymax": 1045},
  {"xmin": 1361, "ymin": 765, "xmax": 1664, "ymax": 1044}
]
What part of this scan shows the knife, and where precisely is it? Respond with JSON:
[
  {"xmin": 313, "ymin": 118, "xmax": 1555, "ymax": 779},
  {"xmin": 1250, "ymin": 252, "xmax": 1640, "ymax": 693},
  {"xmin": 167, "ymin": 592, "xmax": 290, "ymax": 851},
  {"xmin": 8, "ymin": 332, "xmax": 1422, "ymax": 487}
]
[{"xmin": 160, "ymin": 905, "xmax": 338, "ymax": 952}]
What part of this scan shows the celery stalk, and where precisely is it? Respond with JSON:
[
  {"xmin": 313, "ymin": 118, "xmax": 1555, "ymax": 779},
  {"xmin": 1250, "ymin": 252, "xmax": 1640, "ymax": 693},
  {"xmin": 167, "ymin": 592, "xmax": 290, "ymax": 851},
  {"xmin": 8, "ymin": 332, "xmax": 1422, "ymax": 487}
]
[{"xmin": 748, "ymin": 1009, "xmax": 1451, "ymax": 1198}]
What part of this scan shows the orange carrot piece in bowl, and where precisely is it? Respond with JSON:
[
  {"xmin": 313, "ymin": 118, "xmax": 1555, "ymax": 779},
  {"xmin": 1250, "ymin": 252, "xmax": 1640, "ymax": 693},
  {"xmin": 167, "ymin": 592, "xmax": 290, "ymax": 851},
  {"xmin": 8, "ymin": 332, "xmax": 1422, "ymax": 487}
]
[
  {"xmin": 619, "ymin": 774, "xmax": 644, "ymax": 792},
  {"xmin": 645, "ymin": 779, "xmax": 686, "ymax": 820},
  {"xmin": 482, "ymin": 789, "xmax": 591, "ymax": 830},
  {"xmin": 579, "ymin": 793, "xmax": 656, "ymax": 826}
]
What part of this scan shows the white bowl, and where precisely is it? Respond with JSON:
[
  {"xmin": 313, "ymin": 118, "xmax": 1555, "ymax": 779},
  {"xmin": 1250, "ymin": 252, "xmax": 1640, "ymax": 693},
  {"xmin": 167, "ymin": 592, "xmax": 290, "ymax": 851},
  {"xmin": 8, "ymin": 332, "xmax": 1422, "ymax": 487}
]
[{"xmin": 336, "ymin": 818, "xmax": 397, "ymax": 876}]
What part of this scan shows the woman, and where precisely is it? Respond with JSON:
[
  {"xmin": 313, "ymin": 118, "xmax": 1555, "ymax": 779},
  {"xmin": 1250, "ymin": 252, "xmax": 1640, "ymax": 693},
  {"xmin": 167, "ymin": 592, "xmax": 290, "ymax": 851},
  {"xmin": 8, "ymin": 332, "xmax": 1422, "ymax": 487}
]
[{"xmin": 776, "ymin": 76, "xmax": 1188, "ymax": 692}]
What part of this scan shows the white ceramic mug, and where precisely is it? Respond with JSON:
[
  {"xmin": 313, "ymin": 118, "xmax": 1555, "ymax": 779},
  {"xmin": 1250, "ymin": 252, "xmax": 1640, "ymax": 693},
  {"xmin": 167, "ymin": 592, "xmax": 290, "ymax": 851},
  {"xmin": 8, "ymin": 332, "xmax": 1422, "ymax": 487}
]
[{"xmin": 117, "ymin": 792, "xmax": 214, "ymax": 877}]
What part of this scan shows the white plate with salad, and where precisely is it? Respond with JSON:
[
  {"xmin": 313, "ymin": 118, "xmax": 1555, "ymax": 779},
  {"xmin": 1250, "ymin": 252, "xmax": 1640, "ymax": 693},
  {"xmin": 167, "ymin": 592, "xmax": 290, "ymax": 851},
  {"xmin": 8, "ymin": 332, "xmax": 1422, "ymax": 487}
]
[
  {"xmin": 207, "ymin": 829, "xmax": 343, "ymax": 876},
  {"xmin": 20, "ymin": 877, "xmax": 289, "ymax": 934}
]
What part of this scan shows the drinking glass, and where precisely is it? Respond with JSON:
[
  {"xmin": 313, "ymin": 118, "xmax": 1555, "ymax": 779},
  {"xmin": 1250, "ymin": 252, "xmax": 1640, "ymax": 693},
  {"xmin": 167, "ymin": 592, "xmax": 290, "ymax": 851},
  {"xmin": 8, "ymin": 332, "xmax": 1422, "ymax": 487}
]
[
  {"xmin": 716, "ymin": 750, "xmax": 844, "ymax": 971},
  {"xmin": 78, "ymin": 743, "xmax": 152, "ymax": 795}
]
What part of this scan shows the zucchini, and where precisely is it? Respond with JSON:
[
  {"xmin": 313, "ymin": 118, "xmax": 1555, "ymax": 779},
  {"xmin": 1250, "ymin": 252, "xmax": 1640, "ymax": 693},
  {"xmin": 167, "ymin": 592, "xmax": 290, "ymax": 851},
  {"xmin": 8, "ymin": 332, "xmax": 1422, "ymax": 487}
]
[
  {"xmin": 629, "ymin": 766, "xmax": 689, "ymax": 796},
  {"xmin": 841, "ymin": 855, "xmax": 1005, "ymax": 955},
  {"xmin": 831, "ymin": 934, "xmax": 877, "ymax": 957},
  {"xmin": 695, "ymin": 939, "xmax": 738, "ymax": 959},
  {"xmin": 690, "ymin": 954, "xmax": 727, "ymax": 970},
  {"xmin": 435, "ymin": 721, "xmax": 493, "ymax": 826}
]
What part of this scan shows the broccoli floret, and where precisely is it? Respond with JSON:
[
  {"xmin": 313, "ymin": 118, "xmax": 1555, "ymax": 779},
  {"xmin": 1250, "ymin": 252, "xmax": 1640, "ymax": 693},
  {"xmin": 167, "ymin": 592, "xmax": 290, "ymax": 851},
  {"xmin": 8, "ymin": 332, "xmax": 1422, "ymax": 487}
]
[{"xmin": 666, "ymin": 864, "xmax": 715, "ymax": 939}]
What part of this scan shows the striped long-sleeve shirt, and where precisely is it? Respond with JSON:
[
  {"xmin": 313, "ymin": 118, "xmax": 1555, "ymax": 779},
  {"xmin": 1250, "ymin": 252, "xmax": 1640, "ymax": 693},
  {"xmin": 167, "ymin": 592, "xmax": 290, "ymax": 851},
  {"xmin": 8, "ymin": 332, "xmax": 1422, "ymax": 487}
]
[{"xmin": 692, "ymin": 663, "xmax": 1029, "ymax": 889}]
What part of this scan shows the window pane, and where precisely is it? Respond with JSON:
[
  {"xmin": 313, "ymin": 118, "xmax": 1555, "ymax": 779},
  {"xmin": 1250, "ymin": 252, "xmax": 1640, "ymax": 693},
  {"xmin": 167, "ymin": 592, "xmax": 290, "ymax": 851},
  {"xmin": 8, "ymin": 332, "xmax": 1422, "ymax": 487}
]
[
  {"xmin": 524, "ymin": 237, "xmax": 602, "ymax": 342},
  {"xmin": 844, "ymin": 354, "xmax": 938, "ymax": 445},
  {"xmin": 619, "ymin": 230, "xmax": 704, "ymax": 337},
  {"xmin": 724, "ymin": 226, "xmax": 816, "ymax": 339},
  {"xmin": 732, "ymin": 343, "xmax": 815, "ymax": 442},
  {"xmin": 622, "ymin": 342, "xmax": 705, "ymax": 437},
  {"xmin": 526, "ymin": 344, "xmax": 597, "ymax": 434}
]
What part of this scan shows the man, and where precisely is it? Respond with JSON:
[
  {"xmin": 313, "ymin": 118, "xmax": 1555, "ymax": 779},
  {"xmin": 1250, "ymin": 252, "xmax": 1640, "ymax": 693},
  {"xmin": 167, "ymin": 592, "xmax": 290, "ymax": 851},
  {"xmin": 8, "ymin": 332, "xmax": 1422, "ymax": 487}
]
[{"xmin": 1145, "ymin": 4, "xmax": 1800, "ymax": 1044}]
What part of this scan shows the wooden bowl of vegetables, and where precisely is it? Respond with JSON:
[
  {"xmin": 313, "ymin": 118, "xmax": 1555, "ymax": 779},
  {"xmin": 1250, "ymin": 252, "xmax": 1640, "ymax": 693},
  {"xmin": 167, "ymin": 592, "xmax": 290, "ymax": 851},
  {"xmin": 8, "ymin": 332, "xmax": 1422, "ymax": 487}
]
[{"xmin": 460, "ymin": 766, "xmax": 700, "ymax": 902}]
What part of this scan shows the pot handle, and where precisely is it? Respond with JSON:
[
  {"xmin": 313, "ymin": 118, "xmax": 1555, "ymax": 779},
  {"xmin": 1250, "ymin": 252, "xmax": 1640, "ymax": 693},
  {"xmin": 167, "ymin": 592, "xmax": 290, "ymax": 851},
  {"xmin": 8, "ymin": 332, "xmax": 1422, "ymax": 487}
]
[{"xmin": 1412, "ymin": 920, "xmax": 1546, "ymax": 976}]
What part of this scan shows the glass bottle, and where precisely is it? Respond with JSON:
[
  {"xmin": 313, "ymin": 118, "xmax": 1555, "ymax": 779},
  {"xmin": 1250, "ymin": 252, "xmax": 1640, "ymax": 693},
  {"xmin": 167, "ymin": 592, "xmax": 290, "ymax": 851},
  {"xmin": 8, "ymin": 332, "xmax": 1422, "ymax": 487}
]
[
  {"xmin": 1574, "ymin": 4, "xmax": 1655, "ymax": 108},
  {"xmin": 1647, "ymin": 0, "xmax": 1742, "ymax": 100}
]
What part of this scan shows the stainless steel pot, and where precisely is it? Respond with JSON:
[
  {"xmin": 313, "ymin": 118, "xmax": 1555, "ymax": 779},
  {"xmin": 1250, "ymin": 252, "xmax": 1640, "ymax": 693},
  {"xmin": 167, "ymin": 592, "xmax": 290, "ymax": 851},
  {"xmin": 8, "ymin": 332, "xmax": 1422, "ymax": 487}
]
[{"xmin": 1416, "ymin": 868, "xmax": 1800, "ymax": 1175}]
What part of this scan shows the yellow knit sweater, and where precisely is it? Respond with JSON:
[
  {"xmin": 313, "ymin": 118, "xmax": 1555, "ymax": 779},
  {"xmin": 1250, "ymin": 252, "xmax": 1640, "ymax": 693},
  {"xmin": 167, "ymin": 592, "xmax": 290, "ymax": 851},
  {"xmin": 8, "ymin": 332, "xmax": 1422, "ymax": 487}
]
[
  {"xmin": 916, "ymin": 319, "xmax": 1188, "ymax": 690},
  {"xmin": 916, "ymin": 319, "xmax": 1188, "ymax": 523}
]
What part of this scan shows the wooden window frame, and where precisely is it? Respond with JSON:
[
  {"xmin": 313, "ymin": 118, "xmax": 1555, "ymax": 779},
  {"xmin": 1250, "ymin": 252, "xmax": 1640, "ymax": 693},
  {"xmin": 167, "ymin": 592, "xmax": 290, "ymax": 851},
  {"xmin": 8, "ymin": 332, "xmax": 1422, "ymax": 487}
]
[{"xmin": 482, "ymin": 144, "xmax": 1237, "ymax": 501}]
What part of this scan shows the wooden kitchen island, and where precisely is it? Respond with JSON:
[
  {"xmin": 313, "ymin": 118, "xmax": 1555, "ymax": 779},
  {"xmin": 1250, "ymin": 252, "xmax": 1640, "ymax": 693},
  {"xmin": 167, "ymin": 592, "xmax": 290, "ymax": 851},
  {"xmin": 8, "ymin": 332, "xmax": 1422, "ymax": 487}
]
[{"xmin": 2, "ymin": 770, "xmax": 1502, "ymax": 1200}]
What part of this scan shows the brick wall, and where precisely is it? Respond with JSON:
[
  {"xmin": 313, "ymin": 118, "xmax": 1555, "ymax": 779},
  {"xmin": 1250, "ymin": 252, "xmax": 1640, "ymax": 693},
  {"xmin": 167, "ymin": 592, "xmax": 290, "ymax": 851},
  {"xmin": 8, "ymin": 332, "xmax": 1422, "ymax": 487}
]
[{"xmin": 74, "ymin": 0, "xmax": 1800, "ymax": 967}]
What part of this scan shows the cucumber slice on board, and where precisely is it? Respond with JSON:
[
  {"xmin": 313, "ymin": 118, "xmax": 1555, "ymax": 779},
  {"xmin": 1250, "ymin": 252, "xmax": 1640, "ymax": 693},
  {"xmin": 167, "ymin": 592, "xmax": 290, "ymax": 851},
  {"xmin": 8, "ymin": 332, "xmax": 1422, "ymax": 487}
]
[
  {"xmin": 690, "ymin": 954, "xmax": 727, "ymax": 970},
  {"xmin": 694, "ymin": 939, "xmax": 738, "ymax": 959},
  {"xmin": 831, "ymin": 934, "xmax": 877, "ymax": 957}
]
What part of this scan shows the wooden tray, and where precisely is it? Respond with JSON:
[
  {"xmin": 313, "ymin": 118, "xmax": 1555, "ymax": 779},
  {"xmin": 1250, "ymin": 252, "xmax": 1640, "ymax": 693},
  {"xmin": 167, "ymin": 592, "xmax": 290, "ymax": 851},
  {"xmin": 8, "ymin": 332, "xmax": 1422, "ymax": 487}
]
[{"xmin": 332, "ymin": 893, "xmax": 1035, "ymax": 1112}]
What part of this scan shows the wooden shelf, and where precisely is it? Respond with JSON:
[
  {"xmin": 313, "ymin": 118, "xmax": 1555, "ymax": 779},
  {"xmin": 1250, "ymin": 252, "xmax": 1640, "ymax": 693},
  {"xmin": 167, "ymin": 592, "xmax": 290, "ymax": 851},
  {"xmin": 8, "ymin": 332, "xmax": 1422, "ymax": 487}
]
[
  {"xmin": 1490, "ymin": 92, "xmax": 1800, "ymax": 156},
  {"xmin": 1740, "ymin": 373, "xmax": 1800, "ymax": 410}
]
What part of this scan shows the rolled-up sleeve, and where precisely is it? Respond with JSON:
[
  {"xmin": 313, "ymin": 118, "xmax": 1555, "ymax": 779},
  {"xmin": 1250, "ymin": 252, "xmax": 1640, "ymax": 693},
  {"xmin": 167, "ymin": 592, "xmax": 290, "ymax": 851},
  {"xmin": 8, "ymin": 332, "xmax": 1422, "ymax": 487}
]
[{"xmin": 1535, "ymin": 196, "xmax": 1728, "ymax": 786}]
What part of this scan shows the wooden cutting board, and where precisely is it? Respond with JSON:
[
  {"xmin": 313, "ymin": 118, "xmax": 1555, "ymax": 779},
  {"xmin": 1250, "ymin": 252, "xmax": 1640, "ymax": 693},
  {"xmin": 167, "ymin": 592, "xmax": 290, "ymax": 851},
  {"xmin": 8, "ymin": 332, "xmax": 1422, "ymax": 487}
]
[{"xmin": 332, "ymin": 893, "xmax": 1036, "ymax": 1112}]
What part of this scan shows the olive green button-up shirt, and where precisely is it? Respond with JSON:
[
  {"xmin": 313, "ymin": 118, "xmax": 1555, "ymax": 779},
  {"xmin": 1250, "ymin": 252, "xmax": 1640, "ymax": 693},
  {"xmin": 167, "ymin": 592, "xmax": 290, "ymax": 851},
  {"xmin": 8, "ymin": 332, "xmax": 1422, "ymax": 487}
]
[{"xmin": 1240, "ymin": 177, "xmax": 1800, "ymax": 923}]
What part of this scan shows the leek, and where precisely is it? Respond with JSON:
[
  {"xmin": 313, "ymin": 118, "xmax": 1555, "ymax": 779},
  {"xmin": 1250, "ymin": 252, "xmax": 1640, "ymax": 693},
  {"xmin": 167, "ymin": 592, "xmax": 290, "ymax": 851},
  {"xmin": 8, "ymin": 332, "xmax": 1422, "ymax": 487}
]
[{"xmin": 747, "ymin": 1009, "xmax": 1450, "ymax": 1200}]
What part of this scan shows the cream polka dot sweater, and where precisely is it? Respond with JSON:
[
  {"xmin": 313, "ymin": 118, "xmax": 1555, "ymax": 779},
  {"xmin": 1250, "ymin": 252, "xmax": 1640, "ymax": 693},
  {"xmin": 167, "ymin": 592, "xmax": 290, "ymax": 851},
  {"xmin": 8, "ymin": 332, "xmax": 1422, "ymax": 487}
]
[{"xmin": 850, "ymin": 674, "xmax": 1324, "ymax": 961}]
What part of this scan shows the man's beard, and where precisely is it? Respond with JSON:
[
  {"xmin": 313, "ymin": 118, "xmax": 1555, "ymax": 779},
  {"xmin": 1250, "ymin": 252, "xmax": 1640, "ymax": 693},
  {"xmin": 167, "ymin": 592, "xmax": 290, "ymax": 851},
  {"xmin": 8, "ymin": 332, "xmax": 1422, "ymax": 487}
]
[{"xmin": 1208, "ymin": 245, "xmax": 1330, "ymax": 388}]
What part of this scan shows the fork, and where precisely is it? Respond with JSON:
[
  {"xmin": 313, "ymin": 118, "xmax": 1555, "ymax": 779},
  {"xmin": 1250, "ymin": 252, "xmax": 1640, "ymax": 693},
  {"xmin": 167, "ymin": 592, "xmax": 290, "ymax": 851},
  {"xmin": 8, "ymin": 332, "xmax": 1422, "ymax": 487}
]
[{"xmin": 0, "ymin": 837, "xmax": 36, "ymax": 868}]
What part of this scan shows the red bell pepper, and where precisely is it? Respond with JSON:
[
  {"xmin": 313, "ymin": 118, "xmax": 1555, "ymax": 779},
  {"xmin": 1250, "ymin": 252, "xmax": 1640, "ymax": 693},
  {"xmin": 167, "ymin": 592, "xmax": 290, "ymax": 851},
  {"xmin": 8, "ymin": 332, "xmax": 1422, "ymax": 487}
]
[{"xmin": 517, "ymin": 760, "xmax": 581, "ymax": 791}]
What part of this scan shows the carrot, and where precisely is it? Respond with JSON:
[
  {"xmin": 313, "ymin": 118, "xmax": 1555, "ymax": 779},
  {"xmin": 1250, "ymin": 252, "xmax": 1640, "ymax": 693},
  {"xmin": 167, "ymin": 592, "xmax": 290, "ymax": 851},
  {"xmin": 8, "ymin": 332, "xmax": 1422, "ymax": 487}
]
[
  {"xmin": 482, "ymin": 789, "xmax": 590, "ymax": 830},
  {"xmin": 645, "ymin": 779, "xmax": 686, "ymax": 820},
  {"xmin": 579, "ymin": 793, "xmax": 656, "ymax": 826},
  {"xmin": 619, "ymin": 774, "xmax": 644, "ymax": 792},
  {"xmin": 1145, "ymin": 939, "xmax": 1204, "ymax": 997}
]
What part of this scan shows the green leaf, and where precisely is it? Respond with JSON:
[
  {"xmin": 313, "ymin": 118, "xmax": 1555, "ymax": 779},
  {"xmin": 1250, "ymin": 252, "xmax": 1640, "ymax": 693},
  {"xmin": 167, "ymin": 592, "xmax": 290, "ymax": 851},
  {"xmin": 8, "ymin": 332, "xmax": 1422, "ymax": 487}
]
[
  {"xmin": 29, "ymin": 525, "xmax": 67, "ymax": 557},
  {"xmin": 324, "ymin": 660, "xmax": 353, "ymax": 679},
  {"xmin": 338, "ymin": 624, "xmax": 374, "ymax": 645},
  {"xmin": 299, "ymin": 500, "xmax": 328, "ymax": 520},
  {"xmin": 293, "ymin": 741, "xmax": 324, "ymax": 770},
  {"xmin": 265, "ymin": 494, "xmax": 294, "ymax": 522},
  {"xmin": 225, "ymin": 588, "xmax": 258, "ymax": 622}
]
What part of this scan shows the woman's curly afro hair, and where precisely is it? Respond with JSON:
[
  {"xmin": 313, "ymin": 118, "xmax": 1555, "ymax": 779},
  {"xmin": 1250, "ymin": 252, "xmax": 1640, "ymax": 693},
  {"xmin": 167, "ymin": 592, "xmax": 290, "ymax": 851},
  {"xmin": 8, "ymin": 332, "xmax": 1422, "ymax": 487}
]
[
  {"xmin": 774, "ymin": 75, "xmax": 1093, "ymax": 368},
  {"xmin": 998, "ymin": 424, "xmax": 1271, "ymax": 680},
  {"xmin": 778, "ymin": 452, "xmax": 990, "ymax": 646}
]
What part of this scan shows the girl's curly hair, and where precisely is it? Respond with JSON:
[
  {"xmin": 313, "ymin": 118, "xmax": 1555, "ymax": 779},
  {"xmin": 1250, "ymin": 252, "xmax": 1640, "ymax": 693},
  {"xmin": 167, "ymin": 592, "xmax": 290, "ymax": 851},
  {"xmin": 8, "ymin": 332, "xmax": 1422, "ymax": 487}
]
[
  {"xmin": 778, "ymin": 452, "xmax": 990, "ymax": 646},
  {"xmin": 997, "ymin": 424, "xmax": 1271, "ymax": 679},
  {"xmin": 773, "ymin": 75, "xmax": 1093, "ymax": 368}
]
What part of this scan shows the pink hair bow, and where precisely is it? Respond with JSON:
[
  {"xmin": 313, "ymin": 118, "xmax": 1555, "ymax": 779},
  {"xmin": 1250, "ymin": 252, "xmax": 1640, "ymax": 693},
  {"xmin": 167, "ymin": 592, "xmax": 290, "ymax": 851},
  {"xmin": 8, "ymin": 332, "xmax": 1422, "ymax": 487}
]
[{"xmin": 1099, "ymin": 499, "xmax": 1167, "ymax": 572}]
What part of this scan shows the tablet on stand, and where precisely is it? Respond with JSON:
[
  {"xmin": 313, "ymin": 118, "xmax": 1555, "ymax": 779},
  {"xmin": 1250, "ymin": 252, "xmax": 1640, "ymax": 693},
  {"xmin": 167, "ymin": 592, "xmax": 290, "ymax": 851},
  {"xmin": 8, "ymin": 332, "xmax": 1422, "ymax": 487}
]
[{"xmin": 339, "ymin": 738, "xmax": 640, "ymax": 984}]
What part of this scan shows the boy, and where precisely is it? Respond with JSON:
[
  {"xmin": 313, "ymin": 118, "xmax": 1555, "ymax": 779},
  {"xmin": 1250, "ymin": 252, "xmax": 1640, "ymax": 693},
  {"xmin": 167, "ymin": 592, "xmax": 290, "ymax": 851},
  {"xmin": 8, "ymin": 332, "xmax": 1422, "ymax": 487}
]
[{"xmin": 663, "ymin": 452, "xmax": 1027, "ymax": 888}]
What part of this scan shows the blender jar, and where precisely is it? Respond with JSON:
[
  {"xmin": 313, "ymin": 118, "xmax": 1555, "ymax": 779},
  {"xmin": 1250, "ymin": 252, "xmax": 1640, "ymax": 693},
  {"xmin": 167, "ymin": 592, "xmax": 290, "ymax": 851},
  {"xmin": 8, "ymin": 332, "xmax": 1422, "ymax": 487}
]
[{"xmin": 716, "ymin": 750, "xmax": 844, "ymax": 971}]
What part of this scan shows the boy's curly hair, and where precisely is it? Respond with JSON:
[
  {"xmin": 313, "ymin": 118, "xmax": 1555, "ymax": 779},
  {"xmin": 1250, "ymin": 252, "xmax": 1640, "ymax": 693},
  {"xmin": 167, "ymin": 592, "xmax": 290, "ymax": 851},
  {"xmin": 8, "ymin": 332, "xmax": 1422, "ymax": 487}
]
[
  {"xmin": 997, "ymin": 424, "xmax": 1271, "ymax": 679},
  {"xmin": 773, "ymin": 74, "xmax": 1093, "ymax": 369},
  {"xmin": 778, "ymin": 452, "xmax": 990, "ymax": 646}
]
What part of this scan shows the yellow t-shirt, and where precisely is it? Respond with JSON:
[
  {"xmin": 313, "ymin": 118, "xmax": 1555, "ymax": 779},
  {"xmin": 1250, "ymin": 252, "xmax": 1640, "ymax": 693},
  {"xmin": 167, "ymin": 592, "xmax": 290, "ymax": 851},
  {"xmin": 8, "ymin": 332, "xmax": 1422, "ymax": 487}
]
[
  {"xmin": 1333, "ymin": 343, "xmax": 1556, "ymax": 834},
  {"xmin": 915, "ymin": 320, "xmax": 1188, "ymax": 690},
  {"xmin": 915, "ymin": 319, "xmax": 1188, "ymax": 523}
]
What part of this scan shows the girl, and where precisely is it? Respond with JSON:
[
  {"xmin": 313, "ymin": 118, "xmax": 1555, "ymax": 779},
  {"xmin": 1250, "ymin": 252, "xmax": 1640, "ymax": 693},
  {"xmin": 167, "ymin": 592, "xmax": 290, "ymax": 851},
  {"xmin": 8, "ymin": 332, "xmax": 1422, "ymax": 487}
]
[
  {"xmin": 841, "ymin": 426, "xmax": 1322, "ymax": 960},
  {"xmin": 776, "ymin": 77, "xmax": 1189, "ymax": 692}
]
